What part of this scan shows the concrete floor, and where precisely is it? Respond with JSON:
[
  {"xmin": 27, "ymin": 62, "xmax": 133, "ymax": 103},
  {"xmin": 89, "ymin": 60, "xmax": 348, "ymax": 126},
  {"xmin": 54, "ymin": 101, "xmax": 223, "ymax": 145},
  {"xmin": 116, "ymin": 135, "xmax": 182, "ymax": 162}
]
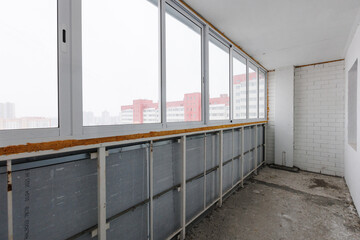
[{"xmin": 187, "ymin": 167, "xmax": 360, "ymax": 240}]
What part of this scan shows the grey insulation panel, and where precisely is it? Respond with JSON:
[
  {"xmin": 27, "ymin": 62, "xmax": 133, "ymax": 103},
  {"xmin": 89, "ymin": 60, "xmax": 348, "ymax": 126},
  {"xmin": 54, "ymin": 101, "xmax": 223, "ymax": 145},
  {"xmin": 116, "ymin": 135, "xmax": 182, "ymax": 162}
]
[
  {"xmin": 223, "ymin": 130, "xmax": 233, "ymax": 162},
  {"xmin": 75, "ymin": 232, "xmax": 96, "ymax": 240},
  {"xmin": 257, "ymin": 125, "xmax": 264, "ymax": 145},
  {"xmin": 222, "ymin": 162, "xmax": 232, "ymax": 192},
  {"xmin": 251, "ymin": 127, "xmax": 256, "ymax": 149},
  {"xmin": 106, "ymin": 146, "xmax": 148, "ymax": 218},
  {"xmin": 244, "ymin": 152, "xmax": 251, "ymax": 176},
  {"xmin": 11, "ymin": 157, "xmax": 97, "ymax": 240},
  {"xmin": 250, "ymin": 151, "xmax": 256, "ymax": 170},
  {"xmin": 206, "ymin": 133, "xmax": 220, "ymax": 171},
  {"xmin": 233, "ymin": 129, "xmax": 241, "ymax": 157},
  {"xmin": 153, "ymin": 189, "xmax": 181, "ymax": 240},
  {"xmin": 206, "ymin": 170, "xmax": 219, "ymax": 206},
  {"xmin": 233, "ymin": 157, "xmax": 242, "ymax": 183},
  {"xmin": 153, "ymin": 140, "xmax": 182, "ymax": 196},
  {"xmin": 186, "ymin": 135, "xmax": 205, "ymax": 179},
  {"xmin": 186, "ymin": 177, "xmax": 204, "ymax": 222},
  {"xmin": 107, "ymin": 203, "xmax": 148, "ymax": 240},
  {"xmin": 0, "ymin": 173, "xmax": 7, "ymax": 240},
  {"xmin": 244, "ymin": 127, "xmax": 252, "ymax": 152},
  {"xmin": 258, "ymin": 146, "xmax": 264, "ymax": 165}
]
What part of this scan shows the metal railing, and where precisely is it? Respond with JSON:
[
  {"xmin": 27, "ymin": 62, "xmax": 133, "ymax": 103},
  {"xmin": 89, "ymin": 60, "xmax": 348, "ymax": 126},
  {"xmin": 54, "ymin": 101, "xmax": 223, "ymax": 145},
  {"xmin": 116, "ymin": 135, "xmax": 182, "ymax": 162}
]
[{"xmin": 1, "ymin": 122, "xmax": 266, "ymax": 240}]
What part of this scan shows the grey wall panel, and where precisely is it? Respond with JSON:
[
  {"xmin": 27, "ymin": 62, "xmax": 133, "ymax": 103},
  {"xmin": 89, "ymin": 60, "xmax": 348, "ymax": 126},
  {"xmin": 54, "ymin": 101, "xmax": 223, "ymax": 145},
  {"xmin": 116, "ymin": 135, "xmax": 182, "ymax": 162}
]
[
  {"xmin": 106, "ymin": 146, "xmax": 148, "ymax": 218},
  {"xmin": 75, "ymin": 232, "xmax": 96, "ymax": 240},
  {"xmin": 0, "ymin": 173, "xmax": 7, "ymax": 239},
  {"xmin": 233, "ymin": 157, "xmax": 241, "ymax": 183},
  {"xmin": 233, "ymin": 129, "xmax": 241, "ymax": 157},
  {"xmin": 222, "ymin": 163, "xmax": 232, "ymax": 192},
  {"xmin": 153, "ymin": 140, "xmax": 181, "ymax": 195},
  {"xmin": 244, "ymin": 127, "xmax": 252, "ymax": 152},
  {"xmin": 250, "ymin": 151, "xmax": 255, "ymax": 170},
  {"xmin": 258, "ymin": 146, "xmax": 264, "ymax": 165},
  {"xmin": 186, "ymin": 177, "xmax": 204, "ymax": 222},
  {"xmin": 223, "ymin": 130, "xmax": 233, "ymax": 162},
  {"xmin": 107, "ymin": 203, "xmax": 148, "ymax": 240},
  {"xmin": 251, "ymin": 127, "xmax": 256, "ymax": 149},
  {"xmin": 244, "ymin": 153, "xmax": 251, "ymax": 176},
  {"xmin": 257, "ymin": 126, "xmax": 264, "ymax": 145},
  {"xmin": 206, "ymin": 170, "xmax": 219, "ymax": 206},
  {"xmin": 12, "ymin": 158, "xmax": 97, "ymax": 240},
  {"xmin": 153, "ymin": 190, "xmax": 181, "ymax": 240},
  {"xmin": 186, "ymin": 135, "xmax": 205, "ymax": 179},
  {"xmin": 206, "ymin": 134, "xmax": 219, "ymax": 171}
]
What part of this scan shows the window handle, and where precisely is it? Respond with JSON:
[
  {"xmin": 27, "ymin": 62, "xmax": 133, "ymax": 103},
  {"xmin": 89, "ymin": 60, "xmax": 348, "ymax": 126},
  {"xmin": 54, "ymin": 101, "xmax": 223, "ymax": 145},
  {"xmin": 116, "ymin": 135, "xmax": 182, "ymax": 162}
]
[{"xmin": 62, "ymin": 29, "xmax": 66, "ymax": 43}]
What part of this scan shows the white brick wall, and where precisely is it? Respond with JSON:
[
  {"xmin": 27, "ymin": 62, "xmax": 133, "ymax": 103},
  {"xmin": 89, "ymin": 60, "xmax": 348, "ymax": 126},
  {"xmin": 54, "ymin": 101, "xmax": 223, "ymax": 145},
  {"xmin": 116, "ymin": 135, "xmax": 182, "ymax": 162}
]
[
  {"xmin": 294, "ymin": 60, "xmax": 345, "ymax": 176},
  {"xmin": 266, "ymin": 71, "xmax": 276, "ymax": 163}
]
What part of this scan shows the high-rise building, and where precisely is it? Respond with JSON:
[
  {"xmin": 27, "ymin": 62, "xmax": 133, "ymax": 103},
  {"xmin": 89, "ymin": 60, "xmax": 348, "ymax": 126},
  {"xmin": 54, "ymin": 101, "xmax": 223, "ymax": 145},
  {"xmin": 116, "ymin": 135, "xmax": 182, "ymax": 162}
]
[{"xmin": 0, "ymin": 102, "xmax": 15, "ymax": 119}]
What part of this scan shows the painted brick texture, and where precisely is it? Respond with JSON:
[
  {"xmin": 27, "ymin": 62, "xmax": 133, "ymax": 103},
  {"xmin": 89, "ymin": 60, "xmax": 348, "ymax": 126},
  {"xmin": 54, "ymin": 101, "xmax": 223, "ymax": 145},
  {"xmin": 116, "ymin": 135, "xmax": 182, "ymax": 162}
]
[
  {"xmin": 294, "ymin": 61, "xmax": 345, "ymax": 176},
  {"xmin": 266, "ymin": 71, "xmax": 276, "ymax": 164}
]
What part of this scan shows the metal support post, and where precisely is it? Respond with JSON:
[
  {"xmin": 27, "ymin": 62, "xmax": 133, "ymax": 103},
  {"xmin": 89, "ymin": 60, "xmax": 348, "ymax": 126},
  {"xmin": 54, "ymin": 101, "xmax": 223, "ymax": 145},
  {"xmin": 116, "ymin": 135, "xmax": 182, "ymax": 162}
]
[
  {"xmin": 241, "ymin": 127, "xmax": 245, "ymax": 188},
  {"xmin": 149, "ymin": 141, "xmax": 154, "ymax": 240},
  {"xmin": 97, "ymin": 147, "xmax": 107, "ymax": 240},
  {"xmin": 255, "ymin": 126, "xmax": 258, "ymax": 175},
  {"xmin": 263, "ymin": 124, "xmax": 267, "ymax": 164},
  {"xmin": 7, "ymin": 160, "xmax": 13, "ymax": 240},
  {"xmin": 231, "ymin": 129, "xmax": 234, "ymax": 186},
  {"xmin": 181, "ymin": 136, "xmax": 187, "ymax": 239},
  {"xmin": 203, "ymin": 134, "xmax": 207, "ymax": 209},
  {"xmin": 219, "ymin": 130, "xmax": 223, "ymax": 207}
]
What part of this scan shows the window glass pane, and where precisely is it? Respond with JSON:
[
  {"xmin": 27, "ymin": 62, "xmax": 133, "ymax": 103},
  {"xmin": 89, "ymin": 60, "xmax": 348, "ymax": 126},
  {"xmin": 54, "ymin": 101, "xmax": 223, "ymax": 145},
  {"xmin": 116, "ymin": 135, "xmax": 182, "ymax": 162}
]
[
  {"xmin": 233, "ymin": 52, "xmax": 247, "ymax": 120},
  {"xmin": 165, "ymin": 5, "xmax": 202, "ymax": 122},
  {"xmin": 82, "ymin": 0, "xmax": 159, "ymax": 126},
  {"xmin": 0, "ymin": 0, "xmax": 58, "ymax": 130},
  {"xmin": 248, "ymin": 63, "xmax": 258, "ymax": 119},
  {"xmin": 259, "ymin": 71, "xmax": 266, "ymax": 118},
  {"xmin": 209, "ymin": 36, "xmax": 230, "ymax": 121}
]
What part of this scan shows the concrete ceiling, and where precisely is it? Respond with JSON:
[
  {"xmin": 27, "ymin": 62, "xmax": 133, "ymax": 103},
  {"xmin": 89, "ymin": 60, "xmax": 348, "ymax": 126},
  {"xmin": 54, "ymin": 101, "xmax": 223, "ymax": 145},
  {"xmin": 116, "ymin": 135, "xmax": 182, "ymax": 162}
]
[{"xmin": 184, "ymin": 0, "xmax": 360, "ymax": 69}]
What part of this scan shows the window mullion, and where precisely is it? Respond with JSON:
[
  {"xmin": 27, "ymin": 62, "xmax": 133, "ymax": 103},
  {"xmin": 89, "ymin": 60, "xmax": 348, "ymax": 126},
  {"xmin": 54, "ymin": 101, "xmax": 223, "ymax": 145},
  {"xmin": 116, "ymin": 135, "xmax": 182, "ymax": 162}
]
[
  {"xmin": 58, "ymin": 0, "xmax": 72, "ymax": 137},
  {"xmin": 160, "ymin": 0, "xmax": 167, "ymax": 127},
  {"xmin": 229, "ymin": 46, "xmax": 233, "ymax": 122},
  {"xmin": 70, "ymin": 0, "xmax": 83, "ymax": 137}
]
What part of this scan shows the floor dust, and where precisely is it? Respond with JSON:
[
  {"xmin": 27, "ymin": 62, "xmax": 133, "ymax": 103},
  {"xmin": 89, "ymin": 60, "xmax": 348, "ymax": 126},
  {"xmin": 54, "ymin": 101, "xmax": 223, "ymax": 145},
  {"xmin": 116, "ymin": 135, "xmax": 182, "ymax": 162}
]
[{"xmin": 186, "ymin": 166, "xmax": 360, "ymax": 240}]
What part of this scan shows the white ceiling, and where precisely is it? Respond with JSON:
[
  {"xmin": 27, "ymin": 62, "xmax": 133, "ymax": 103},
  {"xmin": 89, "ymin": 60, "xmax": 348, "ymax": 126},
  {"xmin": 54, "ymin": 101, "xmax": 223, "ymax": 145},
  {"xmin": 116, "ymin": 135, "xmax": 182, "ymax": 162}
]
[{"xmin": 184, "ymin": 0, "xmax": 360, "ymax": 69}]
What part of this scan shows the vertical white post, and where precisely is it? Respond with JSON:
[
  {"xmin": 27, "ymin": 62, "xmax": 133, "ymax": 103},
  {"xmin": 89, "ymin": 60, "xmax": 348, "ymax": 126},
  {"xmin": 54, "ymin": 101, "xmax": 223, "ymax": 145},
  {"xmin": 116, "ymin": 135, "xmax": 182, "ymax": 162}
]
[
  {"xmin": 229, "ymin": 47, "xmax": 233, "ymax": 121},
  {"xmin": 149, "ymin": 141, "xmax": 154, "ymax": 240},
  {"xmin": 255, "ymin": 126, "xmax": 258, "ymax": 174},
  {"xmin": 231, "ymin": 129, "xmax": 234, "ymax": 186},
  {"xmin": 257, "ymin": 68, "xmax": 260, "ymax": 119},
  {"xmin": 246, "ymin": 60, "xmax": 249, "ymax": 119},
  {"xmin": 219, "ymin": 130, "xmax": 223, "ymax": 207},
  {"xmin": 204, "ymin": 25, "xmax": 210, "ymax": 125},
  {"xmin": 241, "ymin": 127, "xmax": 245, "ymax": 187},
  {"xmin": 97, "ymin": 147, "xmax": 107, "ymax": 240},
  {"xmin": 264, "ymin": 124, "xmax": 267, "ymax": 164},
  {"xmin": 181, "ymin": 136, "xmax": 187, "ymax": 239},
  {"xmin": 203, "ymin": 134, "xmax": 207, "ymax": 209},
  {"xmin": 7, "ymin": 160, "xmax": 13, "ymax": 240},
  {"xmin": 159, "ymin": 0, "xmax": 166, "ymax": 125}
]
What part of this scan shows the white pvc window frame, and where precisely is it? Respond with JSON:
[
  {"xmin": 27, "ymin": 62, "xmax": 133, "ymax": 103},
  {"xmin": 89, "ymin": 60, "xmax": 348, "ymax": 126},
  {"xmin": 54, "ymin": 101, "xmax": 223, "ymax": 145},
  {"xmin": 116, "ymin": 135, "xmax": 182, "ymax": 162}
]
[
  {"xmin": 207, "ymin": 31, "xmax": 232, "ymax": 125},
  {"xmin": 164, "ymin": 0, "xmax": 206, "ymax": 129},
  {"xmin": 0, "ymin": 0, "xmax": 267, "ymax": 148},
  {"xmin": 232, "ymin": 49, "xmax": 248, "ymax": 121}
]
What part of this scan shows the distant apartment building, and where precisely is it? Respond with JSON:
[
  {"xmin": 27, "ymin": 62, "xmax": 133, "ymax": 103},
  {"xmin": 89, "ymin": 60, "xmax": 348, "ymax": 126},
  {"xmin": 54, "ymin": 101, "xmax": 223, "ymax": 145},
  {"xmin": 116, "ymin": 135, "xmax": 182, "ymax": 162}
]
[
  {"xmin": 0, "ymin": 117, "xmax": 57, "ymax": 130},
  {"xmin": 0, "ymin": 102, "xmax": 15, "ymax": 119},
  {"xmin": 80, "ymin": 72, "xmax": 264, "ymax": 126},
  {"xmin": 0, "ymin": 102, "xmax": 59, "ymax": 130}
]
